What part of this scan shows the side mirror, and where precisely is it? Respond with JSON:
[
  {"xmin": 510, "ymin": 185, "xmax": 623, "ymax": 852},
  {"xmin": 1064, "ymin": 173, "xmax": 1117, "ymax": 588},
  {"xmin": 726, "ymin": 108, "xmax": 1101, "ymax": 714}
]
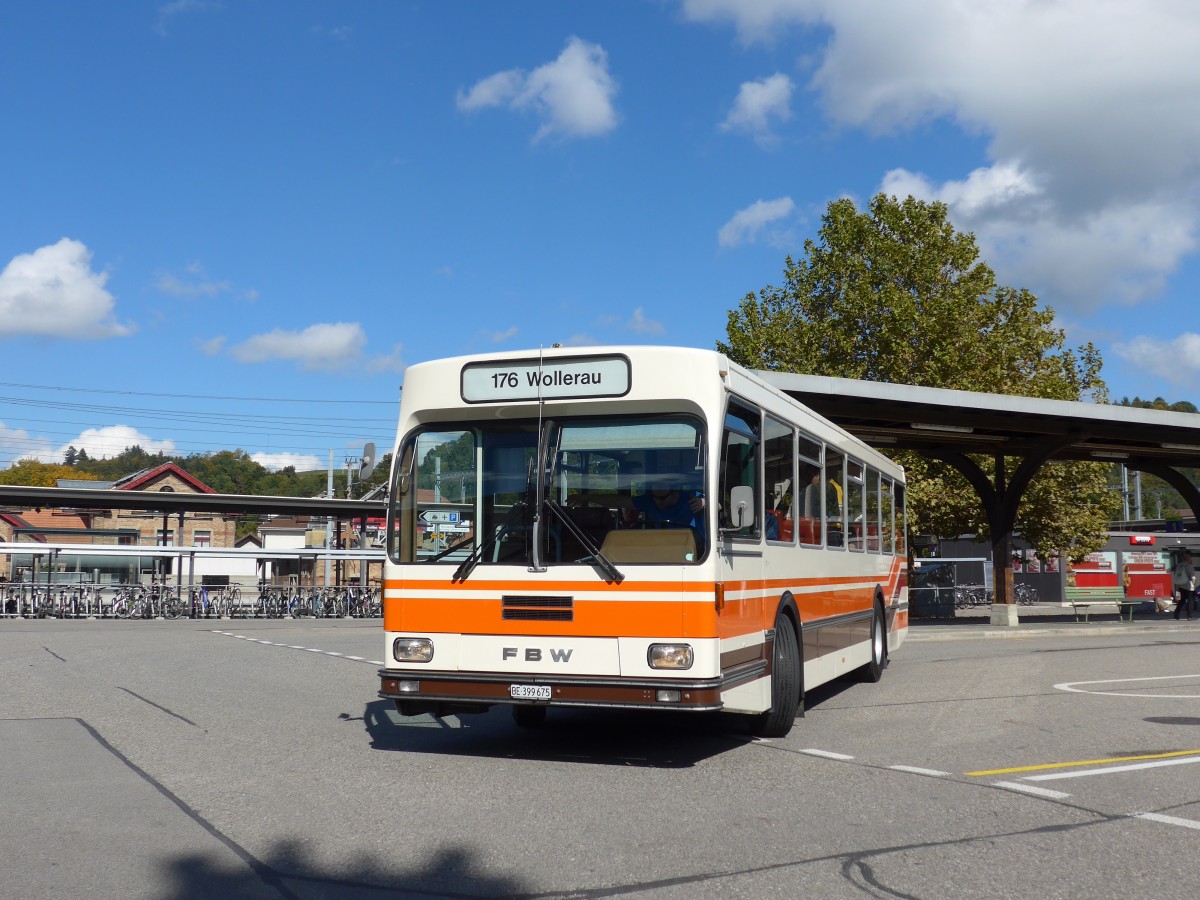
[
  {"xmin": 358, "ymin": 442, "xmax": 377, "ymax": 480},
  {"xmin": 728, "ymin": 485, "xmax": 755, "ymax": 530}
]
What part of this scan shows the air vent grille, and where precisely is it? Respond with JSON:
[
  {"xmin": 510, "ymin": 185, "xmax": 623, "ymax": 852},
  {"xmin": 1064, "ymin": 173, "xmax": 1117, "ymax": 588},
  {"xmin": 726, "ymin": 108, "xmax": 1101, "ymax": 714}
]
[{"xmin": 502, "ymin": 595, "xmax": 574, "ymax": 621}]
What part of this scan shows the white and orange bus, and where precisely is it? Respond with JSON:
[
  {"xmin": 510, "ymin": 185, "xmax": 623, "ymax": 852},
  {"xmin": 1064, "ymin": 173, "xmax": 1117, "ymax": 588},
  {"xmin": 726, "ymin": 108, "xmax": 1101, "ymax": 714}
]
[{"xmin": 379, "ymin": 346, "xmax": 907, "ymax": 736}]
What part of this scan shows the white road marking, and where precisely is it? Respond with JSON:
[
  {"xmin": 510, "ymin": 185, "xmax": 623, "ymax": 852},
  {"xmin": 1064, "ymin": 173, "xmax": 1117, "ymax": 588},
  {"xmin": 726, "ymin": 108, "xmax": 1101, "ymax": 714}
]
[
  {"xmin": 1137, "ymin": 813, "xmax": 1200, "ymax": 831},
  {"xmin": 993, "ymin": 781, "xmax": 1071, "ymax": 799},
  {"xmin": 1054, "ymin": 674, "xmax": 1200, "ymax": 698},
  {"xmin": 1024, "ymin": 756, "xmax": 1200, "ymax": 781},
  {"xmin": 799, "ymin": 749, "xmax": 854, "ymax": 760},
  {"xmin": 889, "ymin": 766, "xmax": 950, "ymax": 777},
  {"xmin": 212, "ymin": 630, "xmax": 377, "ymax": 664}
]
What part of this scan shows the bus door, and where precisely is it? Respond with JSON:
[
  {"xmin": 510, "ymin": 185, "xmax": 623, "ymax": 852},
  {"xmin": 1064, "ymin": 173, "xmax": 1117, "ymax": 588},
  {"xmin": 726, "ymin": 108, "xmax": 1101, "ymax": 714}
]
[{"xmin": 718, "ymin": 400, "xmax": 766, "ymax": 638}]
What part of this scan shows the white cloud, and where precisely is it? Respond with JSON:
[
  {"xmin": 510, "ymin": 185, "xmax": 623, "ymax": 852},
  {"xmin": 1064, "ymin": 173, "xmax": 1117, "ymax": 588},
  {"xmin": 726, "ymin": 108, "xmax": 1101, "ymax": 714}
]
[
  {"xmin": 685, "ymin": 0, "xmax": 1200, "ymax": 311},
  {"xmin": 222, "ymin": 323, "xmax": 400, "ymax": 374},
  {"xmin": 21, "ymin": 425, "xmax": 177, "ymax": 465},
  {"xmin": 882, "ymin": 162, "xmax": 1041, "ymax": 221},
  {"xmin": 483, "ymin": 326, "xmax": 519, "ymax": 343},
  {"xmin": 154, "ymin": 262, "xmax": 232, "ymax": 298},
  {"xmin": 367, "ymin": 343, "xmax": 406, "ymax": 374},
  {"xmin": 457, "ymin": 37, "xmax": 618, "ymax": 142},
  {"xmin": 457, "ymin": 70, "xmax": 525, "ymax": 111},
  {"xmin": 1113, "ymin": 334, "xmax": 1200, "ymax": 387},
  {"xmin": 197, "ymin": 336, "xmax": 226, "ymax": 356},
  {"xmin": 884, "ymin": 166, "xmax": 1195, "ymax": 306},
  {"xmin": 228, "ymin": 322, "xmax": 368, "ymax": 372},
  {"xmin": 681, "ymin": 0, "xmax": 824, "ymax": 44},
  {"xmin": 251, "ymin": 451, "xmax": 324, "ymax": 472},
  {"xmin": 0, "ymin": 239, "xmax": 133, "ymax": 340},
  {"xmin": 154, "ymin": 0, "xmax": 219, "ymax": 37},
  {"xmin": 718, "ymin": 196, "xmax": 796, "ymax": 247},
  {"xmin": 627, "ymin": 308, "xmax": 665, "ymax": 336},
  {"xmin": 0, "ymin": 421, "xmax": 52, "ymax": 468},
  {"xmin": 76, "ymin": 426, "xmax": 176, "ymax": 460},
  {"xmin": 311, "ymin": 24, "xmax": 352, "ymax": 41},
  {"xmin": 720, "ymin": 73, "xmax": 794, "ymax": 147}
]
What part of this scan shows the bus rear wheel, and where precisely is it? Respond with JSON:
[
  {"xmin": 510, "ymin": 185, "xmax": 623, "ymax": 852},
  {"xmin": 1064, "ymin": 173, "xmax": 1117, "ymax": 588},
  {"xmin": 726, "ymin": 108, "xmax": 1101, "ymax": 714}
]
[{"xmin": 749, "ymin": 616, "xmax": 801, "ymax": 738}]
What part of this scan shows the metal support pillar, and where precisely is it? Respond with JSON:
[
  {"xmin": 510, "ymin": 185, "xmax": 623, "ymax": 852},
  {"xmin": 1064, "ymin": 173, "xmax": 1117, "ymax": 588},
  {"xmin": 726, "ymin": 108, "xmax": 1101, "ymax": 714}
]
[{"xmin": 932, "ymin": 435, "xmax": 1079, "ymax": 627}]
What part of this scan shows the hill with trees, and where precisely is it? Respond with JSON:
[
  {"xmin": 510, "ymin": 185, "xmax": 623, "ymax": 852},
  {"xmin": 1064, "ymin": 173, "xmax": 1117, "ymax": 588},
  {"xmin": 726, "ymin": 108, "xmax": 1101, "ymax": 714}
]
[{"xmin": 0, "ymin": 446, "xmax": 392, "ymax": 499}]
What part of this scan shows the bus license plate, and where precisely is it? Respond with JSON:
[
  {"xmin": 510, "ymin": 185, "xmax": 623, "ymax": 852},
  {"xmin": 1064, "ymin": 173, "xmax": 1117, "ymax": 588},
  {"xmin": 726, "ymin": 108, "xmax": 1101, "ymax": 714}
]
[{"xmin": 510, "ymin": 684, "xmax": 551, "ymax": 700}]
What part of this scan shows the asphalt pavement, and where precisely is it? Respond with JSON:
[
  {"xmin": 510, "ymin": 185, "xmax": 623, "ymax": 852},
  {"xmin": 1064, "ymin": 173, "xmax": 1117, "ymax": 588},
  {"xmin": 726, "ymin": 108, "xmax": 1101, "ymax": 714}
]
[{"xmin": 6, "ymin": 612, "xmax": 1200, "ymax": 897}]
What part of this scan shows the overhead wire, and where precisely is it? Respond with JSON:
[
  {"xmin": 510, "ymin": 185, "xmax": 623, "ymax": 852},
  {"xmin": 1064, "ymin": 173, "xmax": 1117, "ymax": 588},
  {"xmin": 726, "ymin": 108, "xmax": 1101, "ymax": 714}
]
[{"xmin": 0, "ymin": 381, "xmax": 399, "ymax": 465}]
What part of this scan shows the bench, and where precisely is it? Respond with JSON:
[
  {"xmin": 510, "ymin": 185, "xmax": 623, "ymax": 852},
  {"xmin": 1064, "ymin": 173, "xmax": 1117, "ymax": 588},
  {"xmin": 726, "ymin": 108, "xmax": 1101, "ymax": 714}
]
[{"xmin": 1065, "ymin": 587, "xmax": 1142, "ymax": 622}]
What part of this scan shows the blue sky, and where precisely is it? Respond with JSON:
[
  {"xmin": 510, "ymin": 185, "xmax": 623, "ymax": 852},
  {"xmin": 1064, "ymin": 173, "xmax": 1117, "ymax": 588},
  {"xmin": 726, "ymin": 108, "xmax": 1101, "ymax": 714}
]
[{"xmin": 3, "ymin": 1, "xmax": 1200, "ymax": 474}]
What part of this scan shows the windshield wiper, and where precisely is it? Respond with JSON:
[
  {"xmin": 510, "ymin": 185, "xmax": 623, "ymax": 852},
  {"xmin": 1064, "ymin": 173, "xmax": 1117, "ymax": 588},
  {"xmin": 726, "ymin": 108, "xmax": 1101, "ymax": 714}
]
[
  {"xmin": 542, "ymin": 497, "xmax": 625, "ymax": 584},
  {"xmin": 451, "ymin": 499, "xmax": 527, "ymax": 583}
]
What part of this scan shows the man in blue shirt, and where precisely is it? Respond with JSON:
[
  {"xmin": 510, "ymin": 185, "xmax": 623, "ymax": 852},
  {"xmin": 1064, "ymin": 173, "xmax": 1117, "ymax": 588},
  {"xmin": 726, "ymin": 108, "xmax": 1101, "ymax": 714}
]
[{"xmin": 634, "ymin": 485, "xmax": 705, "ymax": 530}]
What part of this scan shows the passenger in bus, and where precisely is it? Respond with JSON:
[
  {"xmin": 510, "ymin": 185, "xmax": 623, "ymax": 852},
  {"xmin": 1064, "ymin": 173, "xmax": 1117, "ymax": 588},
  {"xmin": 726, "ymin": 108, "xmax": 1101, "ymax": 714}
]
[{"xmin": 803, "ymin": 468, "xmax": 843, "ymax": 546}]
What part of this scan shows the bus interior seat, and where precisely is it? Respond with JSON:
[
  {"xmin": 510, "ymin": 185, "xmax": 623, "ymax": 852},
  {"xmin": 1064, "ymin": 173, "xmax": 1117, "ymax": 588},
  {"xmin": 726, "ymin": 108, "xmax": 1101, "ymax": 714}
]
[
  {"xmin": 796, "ymin": 516, "xmax": 820, "ymax": 544},
  {"xmin": 599, "ymin": 528, "xmax": 696, "ymax": 564},
  {"xmin": 560, "ymin": 493, "xmax": 631, "ymax": 557}
]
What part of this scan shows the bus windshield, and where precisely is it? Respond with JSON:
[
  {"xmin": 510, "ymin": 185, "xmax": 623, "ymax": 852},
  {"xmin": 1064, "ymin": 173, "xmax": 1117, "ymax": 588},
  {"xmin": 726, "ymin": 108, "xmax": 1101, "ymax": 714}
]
[{"xmin": 390, "ymin": 415, "xmax": 707, "ymax": 567}]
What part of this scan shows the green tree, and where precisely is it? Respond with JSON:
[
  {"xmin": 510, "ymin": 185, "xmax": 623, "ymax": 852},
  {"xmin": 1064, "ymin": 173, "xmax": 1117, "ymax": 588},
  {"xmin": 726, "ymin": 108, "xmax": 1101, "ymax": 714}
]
[
  {"xmin": 19, "ymin": 442, "xmax": 389, "ymax": 500},
  {"xmin": 74, "ymin": 445, "xmax": 167, "ymax": 480},
  {"xmin": 418, "ymin": 433, "xmax": 475, "ymax": 494},
  {"xmin": 719, "ymin": 193, "xmax": 1117, "ymax": 559},
  {"xmin": 63, "ymin": 446, "xmax": 78, "ymax": 466},
  {"xmin": 1120, "ymin": 396, "xmax": 1199, "ymax": 414},
  {"xmin": 0, "ymin": 459, "xmax": 100, "ymax": 487},
  {"xmin": 179, "ymin": 450, "xmax": 266, "ymax": 494}
]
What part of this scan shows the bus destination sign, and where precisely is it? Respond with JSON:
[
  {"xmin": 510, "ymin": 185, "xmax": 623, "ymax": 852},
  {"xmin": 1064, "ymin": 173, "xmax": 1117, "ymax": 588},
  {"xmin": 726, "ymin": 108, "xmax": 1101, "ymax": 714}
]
[{"xmin": 461, "ymin": 354, "xmax": 631, "ymax": 404}]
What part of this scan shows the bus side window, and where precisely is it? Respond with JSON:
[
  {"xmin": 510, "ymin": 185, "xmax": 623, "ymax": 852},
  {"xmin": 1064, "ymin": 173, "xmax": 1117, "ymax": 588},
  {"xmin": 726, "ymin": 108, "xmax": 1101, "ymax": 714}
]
[
  {"xmin": 764, "ymin": 416, "xmax": 794, "ymax": 543},
  {"xmin": 881, "ymin": 477, "xmax": 894, "ymax": 554},
  {"xmin": 824, "ymin": 449, "xmax": 845, "ymax": 548}
]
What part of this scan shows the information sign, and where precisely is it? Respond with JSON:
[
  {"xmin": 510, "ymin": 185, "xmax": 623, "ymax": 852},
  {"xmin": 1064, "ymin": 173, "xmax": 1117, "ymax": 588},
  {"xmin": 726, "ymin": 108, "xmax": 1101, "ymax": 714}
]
[{"xmin": 461, "ymin": 354, "xmax": 631, "ymax": 403}]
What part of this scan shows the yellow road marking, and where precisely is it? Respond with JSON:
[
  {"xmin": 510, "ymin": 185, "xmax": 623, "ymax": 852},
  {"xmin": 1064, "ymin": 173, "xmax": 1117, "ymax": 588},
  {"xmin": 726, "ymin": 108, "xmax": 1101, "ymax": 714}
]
[{"xmin": 967, "ymin": 749, "xmax": 1200, "ymax": 777}]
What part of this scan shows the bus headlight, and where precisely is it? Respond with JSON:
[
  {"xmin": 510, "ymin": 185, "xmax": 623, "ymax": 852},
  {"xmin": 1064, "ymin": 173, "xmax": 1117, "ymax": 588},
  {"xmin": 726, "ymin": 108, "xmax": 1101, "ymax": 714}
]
[
  {"xmin": 393, "ymin": 637, "xmax": 434, "ymax": 663},
  {"xmin": 648, "ymin": 643, "xmax": 694, "ymax": 670}
]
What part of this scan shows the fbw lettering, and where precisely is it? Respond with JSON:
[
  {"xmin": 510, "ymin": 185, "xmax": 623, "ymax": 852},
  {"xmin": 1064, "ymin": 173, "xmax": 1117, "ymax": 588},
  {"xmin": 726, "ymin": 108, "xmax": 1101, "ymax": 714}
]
[{"xmin": 502, "ymin": 647, "xmax": 574, "ymax": 662}]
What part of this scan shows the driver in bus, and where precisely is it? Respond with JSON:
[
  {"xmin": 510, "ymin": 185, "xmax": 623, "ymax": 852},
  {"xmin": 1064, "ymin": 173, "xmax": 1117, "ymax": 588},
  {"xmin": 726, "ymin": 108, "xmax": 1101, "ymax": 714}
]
[{"xmin": 634, "ymin": 481, "xmax": 705, "ymax": 531}]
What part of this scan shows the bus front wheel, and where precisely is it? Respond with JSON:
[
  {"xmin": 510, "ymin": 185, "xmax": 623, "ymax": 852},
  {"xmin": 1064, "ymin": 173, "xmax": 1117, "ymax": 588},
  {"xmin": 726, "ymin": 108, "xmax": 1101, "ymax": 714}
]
[
  {"xmin": 749, "ymin": 616, "xmax": 801, "ymax": 738},
  {"xmin": 858, "ymin": 603, "xmax": 887, "ymax": 683}
]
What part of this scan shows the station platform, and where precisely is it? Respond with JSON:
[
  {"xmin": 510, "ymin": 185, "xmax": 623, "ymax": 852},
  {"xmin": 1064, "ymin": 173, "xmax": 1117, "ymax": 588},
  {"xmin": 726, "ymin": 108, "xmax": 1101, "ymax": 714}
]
[{"xmin": 907, "ymin": 601, "xmax": 1199, "ymax": 641}]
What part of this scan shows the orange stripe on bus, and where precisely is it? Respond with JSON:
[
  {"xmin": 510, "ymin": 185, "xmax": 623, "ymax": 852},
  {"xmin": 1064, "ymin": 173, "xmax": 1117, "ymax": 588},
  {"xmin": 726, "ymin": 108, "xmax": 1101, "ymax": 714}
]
[
  {"xmin": 384, "ymin": 578, "xmax": 715, "ymax": 594},
  {"xmin": 384, "ymin": 597, "xmax": 715, "ymax": 637},
  {"xmin": 382, "ymin": 584, "xmax": 885, "ymax": 638},
  {"xmin": 383, "ymin": 555, "xmax": 907, "ymax": 638}
]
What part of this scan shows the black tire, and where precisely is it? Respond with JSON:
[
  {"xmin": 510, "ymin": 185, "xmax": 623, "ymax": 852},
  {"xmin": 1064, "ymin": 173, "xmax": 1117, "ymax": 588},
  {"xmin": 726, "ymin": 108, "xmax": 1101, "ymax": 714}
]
[
  {"xmin": 858, "ymin": 603, "xmax": 887, "ymax": 683},
  {"xmin": 512, "ymin": 705, "xmax": 548, "ymax": 728},
  {"xmin": 749, "ymin": 616, "xmax": 801, "ymax": 738}
]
